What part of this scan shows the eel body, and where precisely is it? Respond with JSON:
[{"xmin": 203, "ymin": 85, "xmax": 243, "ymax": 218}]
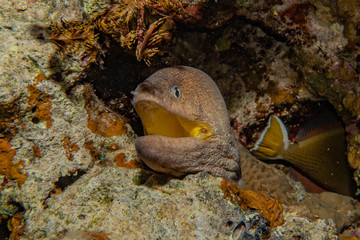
[{"xmin": 132, "ymin": 66, "xmax": 356, "ymax": 198}]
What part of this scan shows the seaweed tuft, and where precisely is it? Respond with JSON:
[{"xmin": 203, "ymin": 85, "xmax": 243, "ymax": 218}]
[{"xmin": 49, "ymin": 0, "xmax": 199, "ymax": 74}]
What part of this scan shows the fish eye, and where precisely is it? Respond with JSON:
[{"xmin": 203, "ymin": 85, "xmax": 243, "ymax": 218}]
[{"xmin": 170, "ymin": 86, "xmax": 181, "ymax": 99}]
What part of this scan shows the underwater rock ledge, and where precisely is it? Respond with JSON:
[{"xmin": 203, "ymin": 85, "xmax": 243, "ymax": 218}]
[{"xmin": 0, "ymin": 0, "xmax": 360, "ymax": 239}]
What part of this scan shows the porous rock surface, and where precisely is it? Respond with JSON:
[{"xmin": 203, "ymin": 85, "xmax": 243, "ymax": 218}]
[
  {"xmin": 27, "ymin": 169, "xmax": 243, "ymax": 239},
  {"xmin": 0, "ymin": 0, "xmax": 359, "ymax": 239}
]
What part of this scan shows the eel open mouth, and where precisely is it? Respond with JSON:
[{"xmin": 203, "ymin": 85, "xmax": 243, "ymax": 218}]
[{"xmin": 135, "ymin": 101, "xmax": 212, "ymax": 140}]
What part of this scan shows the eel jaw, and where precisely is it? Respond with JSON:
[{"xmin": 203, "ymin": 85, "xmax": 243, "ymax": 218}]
[
  {"xmin": 134, "ymin": 101, "xmax": 240, "ymax": 181},
  {"xmin": 134, "ymin": 100, "xmax": 212, "ymax": 140},
  {"xmin": 135, "ymin": 135, "xmax": 241, "ymax": 181},
  {"xmin": 135, "ymin": 135, "xmax": 197, "ymax": 177}
]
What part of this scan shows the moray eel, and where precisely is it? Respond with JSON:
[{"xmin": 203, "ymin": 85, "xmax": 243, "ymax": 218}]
[
  {"xmin": 132, "ymin": 66, "xmax": 241, "ymax": 182},
  {"xmin": 251, "ymin": 115, "xmax": 357, "ymax": 196}
]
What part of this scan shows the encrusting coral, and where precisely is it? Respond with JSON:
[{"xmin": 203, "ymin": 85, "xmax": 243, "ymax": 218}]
[
  {"xmin": 27, "ymin": 83, "xmax": 54, "ymax": 129},
  {"xmin": 220, "ymin": 179, "xmax": 284, "ymax": 229},
  {"xmin": 7, "ymin": 212, "xmax": 26, "ymax": 240},
  {"xmin": 0, "ymin": 97, "xmax": 28, "ymax": 187},
  {"xmin": 2, "ymin": 0, "xmax": 360, "ymax": 238},
  {"xmin": 114, "ymin": 152, "xmax": 140, "ymax": 168},
  {"xmin": 83, "ymin": 84, "xmax": 127, "ymax": 137},
  {"xmin": 0, "ymin": 139, "xmax": 27, "ymax": 187},
  {"xmin": 61, "ymin": 137, "xmax": 80, "ymax": 161}
]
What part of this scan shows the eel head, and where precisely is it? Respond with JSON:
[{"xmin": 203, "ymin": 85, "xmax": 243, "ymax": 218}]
[{"xmin": 133, "ymin": 66, "xmax": 241, "ymax": 181}]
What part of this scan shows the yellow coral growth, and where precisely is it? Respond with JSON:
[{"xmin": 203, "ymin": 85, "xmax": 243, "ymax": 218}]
[
  {"xmin": 35, "ymin": 73, "xmax": 47, "ymax": 84},
  {"xmin": 220, "ymin": 179, "xmax": 284, "ymax": 228},
  {"xmin": 108, "ymin": 143, "xmax": 120, "ymax": 151},
  {"xmin": 84, "ymin": 84, "xmax": 127, "ymax": 137},
  {"xmin": 114, "ymin": 152, "xmax": 140, "ymax": 168},
  {"xmin": 8, "ymin": 212, "xmax": 25, "ymax": 240},
  {"xmin": 32, "ymin": 144, "xmax": 42, "ymax": 158},
  {"xmin": 27, "ymin": 84, "xmax": 54, "ymax": 129},
  {"xmin": 87, "ymin": 112, "xmax": 126, "ymax": 137},
  {"xmin": 85, "ymin": 140, "xmax": 101, "ymax": 158},
  {"xmin": 0, "ymin": 139, "xmax": 27, "ymax": 186},
  {"xmin": 61, "ymin": 137, "xmax": 80, "ymax": 161}
]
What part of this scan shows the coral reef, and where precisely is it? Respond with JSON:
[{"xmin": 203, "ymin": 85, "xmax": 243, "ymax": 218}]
[
  {"xmin": 114, "ymin": 152, "xmax": 140, "ymax": 168},
  {"xmin": 299, "ymin": 191, "xmax": 360, "ymax": 233},
  {"xmin": 24, "ymin": 170, "xmax": 244, "ymax": 239},
  {"xmin": 83, "ymin": 84, "xmax": 127, "ymax": 137},
  {"xmin": 1, "ymin": 0, "xmax": 360, "ymax": 238},
  {"xmin": 27, "ymin": 80, "xmax": 54, "ymax": 129},
  {"xmin": 61, "ymin": 137, "xmax": 80, "ymax": 161},
  {"xmin": 0, "ymin": 96, "xmax": 27, "ymax": 187},
  {"xmin": 221, "ymin": 179, "xmax": 284, "ymax": 229},
  {"xmin": 270, "ymin": 213, "xmax": 338, "ymax": 239},
  {"xmin": 235, "ymin": 0, "xmax": 360, "ymax": 199},
  {"xmin": 7, "ymin": 212, "xmax": 25, "ymax": 240},
  {"xmin": 0, "ymin": 139, "xmax": 27, "ymax": 187},
  {"xmin": 49, "ymin": 0, "xmax": 203, "ymax": 81}
]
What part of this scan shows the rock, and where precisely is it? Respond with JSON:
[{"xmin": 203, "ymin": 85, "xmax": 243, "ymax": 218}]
[
  {"xmin": 1, "ymin": 0, "xmax": 359, "ymax": 239},
  {"xmin": 271, "ymin": 214, "xmax": 338, "ymax": 240},
  {"xmin": 25, "ymin": 170, "xmax": 243, "ymax": 239},
  {"xmin": 231, "ymin": 211, "xmax": 270, "ymax": 240}
]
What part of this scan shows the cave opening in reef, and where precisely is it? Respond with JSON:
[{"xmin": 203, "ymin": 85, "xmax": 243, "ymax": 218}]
[
  {"xmin": 78, "ymin": 16, "xmax": 352, "ymax": 158},
  {"xmin": 79, "ymin": 16, "xmax": 296, "ymax": 136}
]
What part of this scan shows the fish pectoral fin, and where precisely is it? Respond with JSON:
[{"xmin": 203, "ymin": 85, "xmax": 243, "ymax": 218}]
[{"xmin": 250, "ymin": 115, "xmax": 289, "ymax": 159}]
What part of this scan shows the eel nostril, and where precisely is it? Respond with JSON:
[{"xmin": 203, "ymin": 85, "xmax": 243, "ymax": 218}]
[{"xmin": 138, "ymin": 82, "xmax": 156, "ymax": 95}]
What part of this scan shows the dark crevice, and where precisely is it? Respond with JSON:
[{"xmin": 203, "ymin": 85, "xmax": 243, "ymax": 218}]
[
  {"xmin": 81, "ymin": 46, "xmax": 156, "ymax": 136},
  {"xmin": 42, "ymin": 169, "xmax": 87, "ymax": 208},
  {"xmin": 0, "ymin": 201, "xmax": 25, "ymax": 239},
  {"xmin": 0, "ymin": 219, "xmax": 10, "ymax": 240},
  {"xmin": 55, "ymin": 169, "xmax": 87, "ymax": 191}
]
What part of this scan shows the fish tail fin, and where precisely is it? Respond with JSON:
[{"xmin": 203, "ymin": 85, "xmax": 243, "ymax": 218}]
[{"xmin": 250, "ymin": 115, "xmax": 289, "ymax": 159}]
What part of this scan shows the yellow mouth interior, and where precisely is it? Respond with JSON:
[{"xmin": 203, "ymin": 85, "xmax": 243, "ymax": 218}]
[{"xmin": 135, "ymin": 102, "xmax": 211, "ymax": 139}]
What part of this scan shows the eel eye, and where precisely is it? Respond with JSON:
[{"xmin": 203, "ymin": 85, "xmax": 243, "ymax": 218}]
[{"xmin": 170, "ymin": 86, "xmax": 181, "ymax": 99}]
